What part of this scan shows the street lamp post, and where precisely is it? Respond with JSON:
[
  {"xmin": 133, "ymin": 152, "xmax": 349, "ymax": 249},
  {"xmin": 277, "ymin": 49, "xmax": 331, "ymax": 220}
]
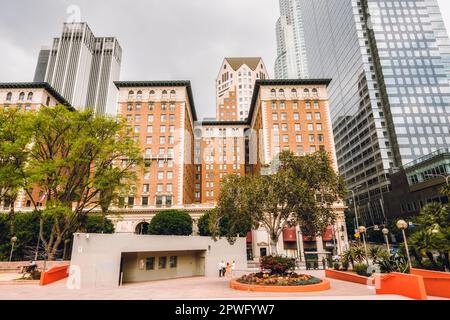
[
  {"xmin": 9, "ymin": 236, "xmax": 18, "ymax": 262},
  {"xmin": 358, "ymin": 226, "xmax": 369, "ymax": 264},
  {"xmin": 382, "ymin": 228, "xmax": 390, "ymax": 252},
  {"xmin": 349, "ymin": 189, "xmax": 360, "ymax": 229},
  {"xmin": 397, "ymin": 220, "xmax": 412, "ymax": 270}
]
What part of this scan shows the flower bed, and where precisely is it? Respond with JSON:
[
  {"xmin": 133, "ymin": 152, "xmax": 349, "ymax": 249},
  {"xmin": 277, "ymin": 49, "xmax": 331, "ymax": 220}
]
[
  {"xmin": 230, "ymin": 276, "xmax": 330, "ymax": 293},
  {"xmin": 237, "ymin": 272, "xmax": 322, "ymax": 286}
]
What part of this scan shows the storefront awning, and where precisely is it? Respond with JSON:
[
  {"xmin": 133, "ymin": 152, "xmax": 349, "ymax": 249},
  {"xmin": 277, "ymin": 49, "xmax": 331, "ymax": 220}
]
[{"xmin": 283, "ymin": 227, "xmax": 297, "ymax": 243}]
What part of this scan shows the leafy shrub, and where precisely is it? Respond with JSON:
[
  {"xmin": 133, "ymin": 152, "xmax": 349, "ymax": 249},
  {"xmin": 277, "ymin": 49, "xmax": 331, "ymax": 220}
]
[
  {"xmin": 333, "ymin": 262, "xmax": 340, "ymax": 271},
  {"xmin": 368, "ymin": 246, "xmax": 389, "ymax": 263},
  {"xmin": 341, "ymin": 260, "xmax": 349, "ymax": 271},
  {"xmin": 377, "ymin": 253, "xmax": 409, "ymax": 274},
  {"xmin": 260, "ymin": 256, "xmax": 296, "ymax": 276},
  {"xmin": 354, "ymin": 263, "xmax": 369, "ymax": 276},
  {"xmin": 148, "ymin": 210, "xmax": 193, "ymax": 236}
]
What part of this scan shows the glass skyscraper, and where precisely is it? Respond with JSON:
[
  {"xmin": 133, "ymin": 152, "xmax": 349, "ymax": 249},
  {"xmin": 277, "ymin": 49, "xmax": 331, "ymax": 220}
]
[
  {"xmin": 298, "ymin": 0, "xmax": 450, "ymax": 224},
  {"xmin": 275, "ymin": 0, "xmax": 309, "ymax": 79}
]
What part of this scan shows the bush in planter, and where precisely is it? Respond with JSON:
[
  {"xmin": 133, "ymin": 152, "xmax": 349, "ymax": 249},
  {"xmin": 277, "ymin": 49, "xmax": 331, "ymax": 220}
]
[
  {"xmin": 260, "ymin": 256, "xmax": 296, "ymax": 276},
  {"xmin": 354, "ymin": 263, "xmax": 370, "ymax": 276},
  {"xmin": 377, "ymin": 253, "xmax": 409, "ymax": 274},
  {"xmin": 341, "ymin": 260, "xmax": 349, "ymax": 271},
  {"xmin": 333, "ymin": 262, "xmax": 340, "ymax": 271}
]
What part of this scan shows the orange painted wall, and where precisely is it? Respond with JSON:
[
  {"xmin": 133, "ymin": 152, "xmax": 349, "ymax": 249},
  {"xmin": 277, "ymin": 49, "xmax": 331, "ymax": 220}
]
[
  {"xmin": 375, "ymin": 272, "xmax": 427, "ymax": 300},
  {"xmin": 325, "ymin": 269, "xmax": 373, "ymax": 285},
  {"xmin": 40, "ymin": 265, "xmax": 69, "ymax": 286},
  {"xmin": 411, "ymin": 268, "xmax": 450, "ymax": 299}
]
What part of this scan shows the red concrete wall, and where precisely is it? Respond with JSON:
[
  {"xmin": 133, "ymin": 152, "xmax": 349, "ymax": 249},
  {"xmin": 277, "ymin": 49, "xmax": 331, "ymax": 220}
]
[
  {"xmin": 411, "ymin": 268, "xmax": 450, "ymax": 298},
  {"xmin": 40, "ymin": 265, "xmax": 69, "ymax": 286},
  {"xmin": 375, "ymin": 272, "xmax": 427, "ymax": 300},
  {"xmin": 325, "ymin": 269, "xmax": 373, "ymax": 285}
]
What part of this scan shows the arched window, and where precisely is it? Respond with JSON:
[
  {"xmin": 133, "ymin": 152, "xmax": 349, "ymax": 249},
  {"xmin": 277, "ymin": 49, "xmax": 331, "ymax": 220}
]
[
  {"xmin": 27, "ymin": 92, "xmax": 33, "ymax": 101},
  {"xmin": 279, "ymin": 89, "xmax": 285, "ymax": 97},
  {"xmin": 19, "ymin": 92, "xmax": 25, "ymax": 101},
  {"xmin": 169, "ymin": 90, "xmax": 176, "ymax": 100},
  {"xmin": 162, "ymin": 90, "xmax": 168, "ymax": 100},
  {"xmin": 6, "ymin": 92, "xmax": 12, "ymax": 101},
  {"xmin": 291, "ymin": 88, "xmax": 297, "ymax": 98},
  {"xmin": 149, "ymin": 90, "xmax": 155, "ymax": 100},
  {"xmin": 304, "ymin": 88, "xmax": 309, "ymax": 93},
  {"xmin": 136, "ymin": 91, "xmax": 142, "ymax": 100},
  {"xmin": 128, "ymin": 90, "xmax": 134, "ymax": 100}
]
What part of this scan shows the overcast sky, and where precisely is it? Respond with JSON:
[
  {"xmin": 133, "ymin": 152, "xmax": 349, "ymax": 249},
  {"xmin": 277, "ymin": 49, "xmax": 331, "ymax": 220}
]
[{"xmin": 0, "ymin": 0, "xmax": 449, "ymax": 119}]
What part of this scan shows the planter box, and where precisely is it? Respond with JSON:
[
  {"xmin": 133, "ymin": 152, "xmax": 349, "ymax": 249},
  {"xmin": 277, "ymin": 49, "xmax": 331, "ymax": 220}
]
[
  {"xmin": 40, "ymin": 265, "xmax": 69, "ymax": 286},
  {"xmin": 374, "ymin": 272, "xmax": 427, "ymax": 300},
  {"xmin": 230, "ymin": 279, "xmax": 330, "ymax": 293},
  {"xmin": 325, "ymin": 269, "xmax": 374, "ymax": 285},
  {"xmin": 411, "ymin": 268, "xmax": 450, "ymax": 299}
]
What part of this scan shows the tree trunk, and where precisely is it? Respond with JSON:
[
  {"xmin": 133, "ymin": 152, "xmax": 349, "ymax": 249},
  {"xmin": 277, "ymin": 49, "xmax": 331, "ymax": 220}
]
[{"xmin": 48, "ymin": 236, "xmax": 63, "ymax": 261}]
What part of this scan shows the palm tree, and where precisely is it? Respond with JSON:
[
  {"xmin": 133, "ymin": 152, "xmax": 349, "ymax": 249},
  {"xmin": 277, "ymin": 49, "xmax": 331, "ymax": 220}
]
[
  {"xmin": 342, "ymin": 245, "xmax": 367, "ymax": 269},
  {"xmin": 409, "ymin": 229, "xmax": 439, "ymax": 266}
]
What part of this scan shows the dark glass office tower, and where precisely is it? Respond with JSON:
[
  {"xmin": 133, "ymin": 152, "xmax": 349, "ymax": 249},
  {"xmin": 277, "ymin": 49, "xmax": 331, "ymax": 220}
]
[{"xmin": 299, "ymin": 0, "xmax": 450, "ymax": 224}]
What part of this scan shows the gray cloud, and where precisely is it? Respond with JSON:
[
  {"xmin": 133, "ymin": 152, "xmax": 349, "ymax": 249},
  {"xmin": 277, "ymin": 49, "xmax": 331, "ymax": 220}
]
[{"xmin": 1, "ymin": 0, "xmax": 449, "ymax": 119}]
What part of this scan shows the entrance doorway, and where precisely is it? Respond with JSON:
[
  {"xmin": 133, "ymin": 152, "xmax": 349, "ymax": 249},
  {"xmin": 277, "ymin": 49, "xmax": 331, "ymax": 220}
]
[{"xmin": 135, "ymin": 222, "xmax": 149, "ymax": 235}]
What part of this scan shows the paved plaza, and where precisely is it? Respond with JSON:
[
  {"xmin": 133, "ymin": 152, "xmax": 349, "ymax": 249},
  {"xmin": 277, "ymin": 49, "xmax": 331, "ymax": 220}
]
[{"xmin": 0, "ymin": 270, "xmax": 416, "ymax": 300}]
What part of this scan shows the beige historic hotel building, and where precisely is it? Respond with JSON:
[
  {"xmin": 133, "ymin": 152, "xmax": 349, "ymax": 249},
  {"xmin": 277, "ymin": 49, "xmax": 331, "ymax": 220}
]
[
  {"xmin": 111, "ymin": 77, "xmax": 348, "ymax": 260},
  {"xmin": 0, "ymin": 73, "xmax": 348, "ymax": 262}
]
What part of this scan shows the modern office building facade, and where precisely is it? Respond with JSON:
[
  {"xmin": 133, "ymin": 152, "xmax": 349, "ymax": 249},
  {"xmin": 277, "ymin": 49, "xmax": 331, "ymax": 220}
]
[
  {"xmin": 299, "ymin": 0, "xmax": 450, "ymax": 225},
  {"xmin": 42, "ymin": 23, "xmax": 122, "ymax": 115},
  {"xmin": 274, "ymin": 0, "xmax": 309, "ymax": 79},
  {"xmin": 216, "ymin": 58, "xmax": 268, "ymax": 121}
]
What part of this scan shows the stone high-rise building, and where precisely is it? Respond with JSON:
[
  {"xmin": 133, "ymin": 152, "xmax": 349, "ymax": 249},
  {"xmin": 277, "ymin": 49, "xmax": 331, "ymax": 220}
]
[
  {"xmin": 42, "ymin": 23, "xmax": 122, "ymax": 115},
  {"xmin": 216, "ymin": 58, "xmax": 268, "ymax": 121}
]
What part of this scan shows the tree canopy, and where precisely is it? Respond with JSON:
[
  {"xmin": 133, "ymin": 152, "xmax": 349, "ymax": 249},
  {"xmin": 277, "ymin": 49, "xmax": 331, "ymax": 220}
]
[
  {"xmin": 148, "ymin": 210, "xmax": 193, "ymax": 236},
  {"xmin": 1, "ymin": 105, "xmax": 142, "ymax": 260},
  {"xmin": 213, "ymin": 150, "xmax": 346, "ymax": 253}
]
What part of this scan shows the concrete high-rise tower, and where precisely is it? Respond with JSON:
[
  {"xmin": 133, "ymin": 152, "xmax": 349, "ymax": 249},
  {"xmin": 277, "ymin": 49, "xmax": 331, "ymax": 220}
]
[
  {"xmin": 298, "ymin": 0, "xmax": 450, "ymax": 224},
  {"xmin": 42, "ymin": 23, "xmax": 122, "ymax": 115},
  {"xmin": 275, "ymin": 0, "xmax": 309, "ymax": 79}
]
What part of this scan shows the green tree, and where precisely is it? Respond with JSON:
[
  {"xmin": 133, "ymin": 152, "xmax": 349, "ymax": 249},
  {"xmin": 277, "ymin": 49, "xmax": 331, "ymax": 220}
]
[
  {"xmin": 0, "ymin": 211, "xmax": 115, "ymax": 261},
  {"xmin": 24, "ymin": 105, "xmax": 142, "ymax": 260},
  {"xmin": 0, "ymin": 107, "xmax": 33, "ymax": 236},
  {"xmin": 213, "ymin": 151, "xmax": 346, "ymax": 254},
  {"xmin": 148, "ymin": 210, "xmax": 193, "ymax": 236},
  {"xmin": 198, "ymin": 209, "xmax": 249, "ymax": 237}
]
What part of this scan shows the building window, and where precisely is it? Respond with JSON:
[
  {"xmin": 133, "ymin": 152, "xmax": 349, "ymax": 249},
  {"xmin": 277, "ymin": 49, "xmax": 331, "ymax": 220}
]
[
  {"xmin": 146, "ymin": 257, "xmax": 155, "ymax": 270},
  {"xmin": 170, "ymin": 256, "xmax": 178, "ymax": 268},
  {"xmin": 158, "ymin": 257, "xmax": 167, "ymax": 269},
  {"xmin": 6, "ymin": 92, "xmax": 12, "ymax": 101},
  {"xmin": 142, "ymin": 196, "xmax": 149, "ymax": 206},
  {"xmin": 19, "ymin": 92, "xmax": 25, "ymax": 101},
  {"xmin": 27, "ymin": 92, "xmax": 33, "ymax": 101},
  {"xmin": 136, "ymin": 91, "xmax": 142, "ymax": 100},
  {"xmin": 128, "ymin": 91, "xmax": 134, "ymax": 100}
]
